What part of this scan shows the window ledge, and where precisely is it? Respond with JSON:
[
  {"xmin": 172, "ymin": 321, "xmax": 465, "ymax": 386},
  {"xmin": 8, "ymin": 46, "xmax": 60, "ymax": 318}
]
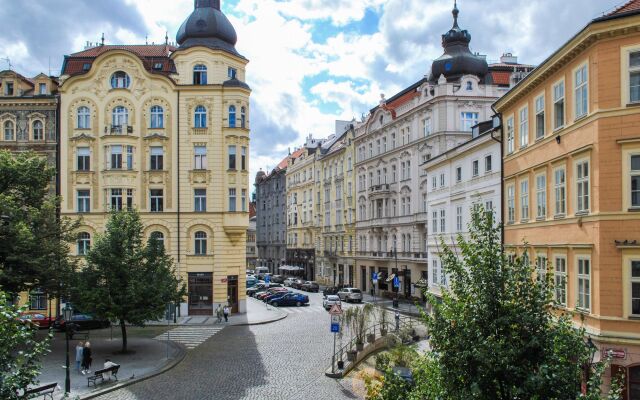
[
  {"xmin": 520, "ymin": 219, "xmax": 529, "ymax": 223},
  {"xmin": 574, "ymin": 114, "xmax": 588, "ymax": 123},
  {"xmin": 626, "ymin": 102, "xmax": 640, "ymax": 108},
  {"xmin": 627, "ymin": 208, "xmax": 640, "ymax": 212},
  {"xmin": 628, "ymin": 316, "xmax": 640, "ymax": 320},
  {"xmin": 575, "ymin": 308, "xmax": 590, "ymax": 315},
  {"xmin": 553, "ymin": 126, "xmax": 565, "ymax": 132},
  {"xmin": 536, "ymin": 216, "xmax": 546, "ymax": 221},
  {"xmin": 575, "ymin": 211, "xmax": 590, "ymax": 217},
  {"xmin": 535, "ymin": 136, "xmax": 545, "ymax": 142},
  {"xmin": 553, "ymin": 214, "xmax": 566, "ymax": 220}
]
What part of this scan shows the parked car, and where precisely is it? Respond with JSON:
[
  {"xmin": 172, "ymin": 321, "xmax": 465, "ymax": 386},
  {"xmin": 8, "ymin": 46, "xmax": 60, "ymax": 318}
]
[
  {"xmin": 290, "ymin": 279, "xmax": 305, "ymax": 289},
  {"xmin": 53, "ymin": 313, "xmax": 110, "ymax": 331},
  {"xmin": 19, "ymin": 312, "xmax": 55, "ymax": 329},
  {"xmin": 300, "ymin": 281, "xmax": 320, "ymax": 292},
  {"xmin": 270, "ymin": 275, "xmax": 285, "ymax": 284},
  {"xmin": 263, "ymin": 290, "xmax": 292, "ymax": 303},
  {"xmin": 322, "ymin": 295, "xmax": 342, "ymax": 310},
  {"xmin": 284, "ymin": 277, "xmax": 297, "ymax": 287},
  {"xmin": 257, "ymin": 288, "xmax": 288, "ymax": 301},
  {"xmin": 337, "ymin": 288, "xmax": 363, "ymax": 303},
  {"xmin": 322, "ymin": 286, "xmax": 340, "ymax": 297},
  {"xmin": 246, "ymin": 275, "xmax": 258, "ymax": 288},
  {"xmin": 247, "ymin": 283, "xmax": 267, "ymax": 296},
  {"xmin": 270, "ymin": 293, "xmax": 309, "ymax": 307}
]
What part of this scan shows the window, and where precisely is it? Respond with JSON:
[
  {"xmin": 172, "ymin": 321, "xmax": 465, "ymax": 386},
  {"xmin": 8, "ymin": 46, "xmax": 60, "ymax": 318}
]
[
  {"xmin": 194, "ymin": 146, "xmax": 207, "ymax": 169},
  {"xmin": 423, "ymin": 118, "xmax": 432, "ymax": 136},
  {"xmin": 456, "ymin": 167, "xmax": 462, "ymax": 183},
  {"xmin": 29, "ymin": 289, "xmax": 46, "ymax": 310},
  {"xmin": 456, "ymin": 205, "xmax": 463, "ymax": 232},
  {"xmin": 228, "ymin": 105, "xmax": 236, "ymax": 128},
  {"xmin": 485, "ymin": 155, "xmax": 492, "ymax": 173},
  {"xmin": 228, "ymin": 67, "xmax": 237, "ymax": 79},
  {"xmin": 431, "ymin": 176, "xmax": 437, "ymax": 190},
  {"xmin": 112, "ymin": 106, "xmax": 128, "ymax": 128},
  {"xmin": 194, "ymin": 231, "xmax": 207, "ymax": 255},
  {"xmin": 241, "ymin": 107, "xmax": 246, "ymax": 128},
  {"xmin": 4, "ymin": 121, "xmax": 14, "ymax": 140},
  {"xmin": 466, "ymin": 81, "xmax": 473, "ymax": 91},
  {"xmin": 126, "ymin": 145, "xmax": 134, "ymax": 170},
  {"xmin": 82, "ymin": 63, "xmax": 91, "ymax": 72},
  {"xmin": 194, "ymin": 106, "xmax": 207, "ymax": 128},
  {"xmin": 574, "ymin": 64, "xmax": 588, "ymax": 119},
  {"xmin": 630, "ymin": 51, "xmax": 640, "ymax": 103},
  {"xmin": 242, "ymin": 189, "xmax": 247, "ymax": 212},
  {"xmin": 536, "ymin": 255, "xmax": 547, "ymax": 283},
  {"xmin": 77, "ymin": 232, "xmax": 90, "ymax": 255},
  {"xmin": 520, "ymin": 180, "xmax": 529, "ymax": 220},
  {"xmin": 391, "ymin": 133, "xmax": 396, "ymax": 149},
  {"xmin": 506, "ymin": 117, "xmax": 514, "ymax": 154},
  {"xmin": 228, "ymin": 145, "xmax": 236, "ymax": 169},
  {"xmin": 472, "ymin": 160, "xmax": 479, "ymax": 177},
  {"xmin": 519, "ymin": 106, "xmax": 529, "ymax": 148},
  {"xmin": 77, "ymin": 147, "xmax": 90, "ymax": 171},
  {"xmin": 229, "ymin": 188, "xmax": 237, "ymax": 211},
  {"xmin": 553, "ymin": 81, "xmax": 565, "ymax": 129},
  {"xmin": 194, "ymin": 189, "xmax": 206, "ymax": 212},
  {"xmin": 432, "ymin": 258, "xmax": 439, "ymax": 285},
  {"xmin": 110, "ymin": 145, "xmax": 123, "ymax": 169},
  {"xmin": 555, "ymin": 256, "xmax": 567, "ymax": 306},
  {"xmin": 535, "ymin": 95, "xmax": 545, "ymax": 139},
  {"xmin": 554, "ymin": 167, "xmax": 566, "ymax": 215},
  {"xmin": 431, "ymin": 211, "xmax": 438, "ymax": 233},
  {"xmin": 193, "ymin": 64, "xmax": 207, "ymax": 85},
  {"xmin": 440, "ymin": 173, "xmax": 445, "ymax": 187},
  {"xmin": 150, "ymin": 106, "xmax": 164, "ymax": 128},
  {"xmin": 109, "ymin": 188, "xmax": 128, "ymax": 211},
  {"xmin": 632, "ymin": 260, "xmax": 640, "ymax": 315},
  {"xmin": 150, "ymin": 189, "xmax": 163, "ymax": 212},
  {"xmin": 461, "ymin": 112, "xmax": 479, "ymax": 132},
  {"xmin": 150, "ymin": 147, "xmax": 163, "ymax": 170},
  {"xmin": 536, "ymin": 174, "xmax": 546, "ymax": 219},
  {"xmin": 77, "ymin": 106, "xmax": 90, "ymax": 129},
  {"xmin": 77, "ymin": 190, "xmax": 90, "ymax": 213},
  {"xmin": 38, "ymin": 83, "xmax": 47, "ymax": 95},
  {"xmin": 440, "ymin": 209, "xmax": 446, "ymax": 233},
  {"xmin": 110, "ymin": 71, "xmax": 130, "ymax": 88},
  {"xmin": 577, "ymin": 257, "xmax": 591, "ymax": 311},
  {"xmin": 507, "ymin": 185, "xmax": 515, "ymax": 223},
  {"xmin": 150, "ymin": 231, "xmax": 164, "ymax": 249},
  {"xmin": 153, "ymin": 63, "xmax": 163, "ymax": 71},
  {"xmin": 576, "ymin": 160, "xmax": 589, "ymax": 213},
  {"xmin": 631, "ymin": 155, "xmax": 640, "ymax": 208},
  {"xmin": 4, "ymin": 81, "xmax": 14, "ymax": 96},
  {"xmin": 240, "ymin": 146, "xmax": 247, "ymax": 170}
]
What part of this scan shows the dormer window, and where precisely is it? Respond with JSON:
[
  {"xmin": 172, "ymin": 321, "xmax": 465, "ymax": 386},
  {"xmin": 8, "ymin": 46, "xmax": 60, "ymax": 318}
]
[
  {"xmin": 110, "ymin": 71, "xmax": 130, "ymax": 89},
  {"xmin": 379, "ymin": 115, "xmax": 383, "ymax": 125},
  {"xmin": 228, "ymin": 67, "xmax": 237, "ymax": 79},
  {"xmin": 466, "ymin": 81, "xmax": 473, "ymax": 91},
  {"xmin": 39, "ymin": 83, "xmax": 47, "ymax": 95},
  {"xmin": 82, "ymin": 63, "xmax": 91, "ymax": 72},
  {"xmin": 4, "ymin": 81, "xmax": 14, "ymax": 96},
  {"xmin": 153, "ymin": 63, "xmax": 163, "ymax": 71},
  {"xmin": 193, "ymin": 64, "xmax": 207, "ymax": 85}
]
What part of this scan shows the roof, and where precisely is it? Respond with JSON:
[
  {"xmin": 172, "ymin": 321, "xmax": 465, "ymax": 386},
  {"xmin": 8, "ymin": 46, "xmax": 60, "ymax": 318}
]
[
  {"xmin": 489, "ymin": 71, "xmax": 511, "ymax": 86},
  {"xmin": 62, "ymin": 45, "xmax": 177, "ymax": 77},
  {"xmin": 369, "ymin": 78, "xmax": 427, "ymax": 117},
  {"xmin": 0, "ymin": 70, "xmax": 35, "ymax": 87},
  {"xmin": 69, "ymin": 44, "xmax": 176, "ymax": 58},
  {"xmin": 605, "ymin": 0, "xmax": 640, "ymax": 17},
  {"xmin": 488, "ymin": 62, "xmax": 535, "ymax": 69},
  {"xmin": 249, "ymin": 202, "xmax": 257, "ymax": 218}
]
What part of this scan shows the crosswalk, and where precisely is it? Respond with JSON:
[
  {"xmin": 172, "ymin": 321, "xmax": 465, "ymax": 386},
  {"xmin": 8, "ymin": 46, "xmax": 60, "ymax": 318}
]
[
  {"xmin": 155, "ymin": 326, "xmax": 225, "ymax": 349},
  {"xmin": 275, "ymin": 303, "xmax": 359, "ymax": 315}
]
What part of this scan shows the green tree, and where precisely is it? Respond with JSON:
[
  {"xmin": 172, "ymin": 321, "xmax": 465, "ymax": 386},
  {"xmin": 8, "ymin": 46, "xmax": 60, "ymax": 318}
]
[
  {"xmin": 0, "ymin": 291, "xmax": 51, "ymax": 400},
  {"xmin": 74, "ymin": 210, "xmax": 185, "ymax": 353}
]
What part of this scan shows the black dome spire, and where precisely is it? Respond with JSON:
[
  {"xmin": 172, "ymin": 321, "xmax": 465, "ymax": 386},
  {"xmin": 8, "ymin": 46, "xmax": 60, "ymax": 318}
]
[
  {"xmin": 429, "ymin": 1, "xmax": 488, "ymax": 82},
  {"xmin": 176, "ymin": 0, "xmax": 240, "ymax": 56}
]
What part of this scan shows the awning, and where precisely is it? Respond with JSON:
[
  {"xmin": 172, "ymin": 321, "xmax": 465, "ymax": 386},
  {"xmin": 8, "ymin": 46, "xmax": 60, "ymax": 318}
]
[
  {"xmin": 386, "ymin": 273, "xmax": 396, "ymax": 282},
  {"xmin": 279, "ymin": 265, "xmax": 303, "ymax": 271}
]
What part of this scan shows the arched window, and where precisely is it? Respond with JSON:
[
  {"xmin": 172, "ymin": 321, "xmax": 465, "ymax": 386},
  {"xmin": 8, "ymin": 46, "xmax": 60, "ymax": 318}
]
[
  {"xmin": 110, "ymin": 71, "xmax": 130, "ymax": 89},
  {"xmin": 228, "ymin": 105, "xmax": 236, "ymax": 128},
  {"xmin": 150, "ymin": 231, "xmax": 165, "ymax": 249},
  {"xmin": 77, "ymin": 106, "xmax": 90, "ymax": 129},
  {"xmin": 150, "ymin": 106, "xmax": 164, "ymax": 129},
  {"xmin": 194, "ymin": 106, "xmax": 207, "ymax": 128},
  {"xmin": 240, "ymin": 106, "xmax": 246, "ymax": 128},
  {"xmin": 3, "ymin": 121, "xmax": 14, "ymax": 141},
  {"xmin": 194, "ymin": 231, "xmax": 207, "ymax": 255},
  {"xmin": 112, "ymin": 106, "xmax": 129, "ymax": 130},
  {"xmin": 466, "ymin": 81, "xmax": 473, "ymax": 91},
  {"xmin": 193, "ymin": 64, "xmax": 207, "ymax": 85},
  {"xmin": 32, "ymin": 121, "xmax": 44, "ymax": 141},
  {"xmin": 77, "ymin": 232, "xmax": 91, "ymax": 255}
]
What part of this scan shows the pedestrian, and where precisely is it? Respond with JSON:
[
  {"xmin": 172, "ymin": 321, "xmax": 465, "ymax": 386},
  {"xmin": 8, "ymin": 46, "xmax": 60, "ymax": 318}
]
[
  {"xmin": 75, "ymin": 341, "xmax": 84, "ymax": 373},
  {"xmin": 395, "ymin": 310, "xmax": 400, "ymax": 332},
  {"xmin": 215, "ymin": 304, "xmax": 223, "ymax": 323},
  {"xmin": 81, "ymin": 341, "xmax": 92, "ymax": 375},
  {"xmin": 223, "ymin": 304, "xmax": 230, "ymax": 322},
  {"xmin": 102, "ymin": 358, "xmax": 118, "ymax": 380}
]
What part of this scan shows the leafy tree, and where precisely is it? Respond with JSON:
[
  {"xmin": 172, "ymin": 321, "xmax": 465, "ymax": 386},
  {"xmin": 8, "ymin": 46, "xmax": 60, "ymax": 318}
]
[
  {"xmin": 74, "ymin": 210, "xmax": 185, "ymax": 353},
  {"xmin": 0, "ymin": 291, "xmax": 51, "ymax": 399}
]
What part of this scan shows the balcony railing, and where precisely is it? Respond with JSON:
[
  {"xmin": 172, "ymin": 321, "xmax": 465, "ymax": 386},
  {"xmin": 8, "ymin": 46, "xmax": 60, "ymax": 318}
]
[
  {"xmin": 369, "ymin": 184, "xmax": 390, "ymax": 194},
  {"xmin": 109, "ymin": 125, "xmax": 133, "ymax": 135}
]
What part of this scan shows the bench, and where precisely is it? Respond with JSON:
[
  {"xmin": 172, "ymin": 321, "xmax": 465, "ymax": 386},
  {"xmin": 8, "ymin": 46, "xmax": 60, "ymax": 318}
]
[
  {"xmin": 87, "ymin": 364, "xmax": 120, "ymax": 387},
  {"xmin": 69, "ymin": 330, "xmax": 89, "ymax": 340},
  {"xmin": 23, "ymin": 382, "xmax": 57, "ymax": 399}
]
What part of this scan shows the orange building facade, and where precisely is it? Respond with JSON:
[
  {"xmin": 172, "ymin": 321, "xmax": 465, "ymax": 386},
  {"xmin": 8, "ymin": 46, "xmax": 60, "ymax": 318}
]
[{"xmin": 494, "ymin": 4, "xmax": 640, "ymax": 396}]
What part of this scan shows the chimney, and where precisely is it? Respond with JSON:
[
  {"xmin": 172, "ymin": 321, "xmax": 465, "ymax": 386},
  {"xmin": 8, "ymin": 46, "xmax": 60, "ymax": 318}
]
[{"xmin": 500, "ymin": 52, "xmax": 518, "ymax": 64}]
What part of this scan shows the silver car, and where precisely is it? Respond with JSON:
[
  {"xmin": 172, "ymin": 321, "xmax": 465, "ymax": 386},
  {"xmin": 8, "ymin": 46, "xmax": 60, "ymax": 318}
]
[
  {"xmin": 337, "ymin": 288, "xmax": 363, "ymax": 303},
  {"xmin": 323, "ymin": 295, "xmax": 342, "ymax": 310}
]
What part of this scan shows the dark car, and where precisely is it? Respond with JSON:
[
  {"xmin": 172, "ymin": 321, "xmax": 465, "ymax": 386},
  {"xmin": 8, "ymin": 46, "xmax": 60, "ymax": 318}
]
[
  {"xmin": 263, "ymin": 290, "xmax": 292, "ymax": 303},
  {"xmin": 53, "ymin": 313, "xmax": 110, "ymax": 331},
  {"xmin": 247, "ymin": 283, "xmax": 267, "ymax": 296},
  {"xmin": 270, "ymin": 293, "xmax": 309, "ymax": 307},
  {"xmin": 270, "ymin": 275, "xmax": 285, "ymax": 284},
  {"xmin": 322, "ymin": 286, "xmax": 340, "ymax": 297},
  {"xmin": 300, "ymin": 281, "xmax": 319, "ymax": 292},
  {"xmin": 19, "ymin": 312, "xmax": 55, "ymax": 329},
  {"xmin": 290, "ymin": 279, "xmax": 305, "ymax": 289}
]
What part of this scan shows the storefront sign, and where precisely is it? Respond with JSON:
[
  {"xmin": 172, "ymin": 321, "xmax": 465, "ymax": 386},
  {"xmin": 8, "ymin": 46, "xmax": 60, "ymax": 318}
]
[{"xmin": 602, "ymin": 348, "xmax": 626, "ymax": 359}]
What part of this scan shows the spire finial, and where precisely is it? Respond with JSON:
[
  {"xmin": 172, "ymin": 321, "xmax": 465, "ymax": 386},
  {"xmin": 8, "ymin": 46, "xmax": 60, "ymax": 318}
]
[
  {"xmin": 101, "ymin": 33, "xmax": 105, "ymax": 46},
  {"xmin": 452, "ymin": 0, "xmax": 459, "ymax": 29},
  {"xmin": 165, "ymin": 32, "xmax": 169, "ymax": 45}
]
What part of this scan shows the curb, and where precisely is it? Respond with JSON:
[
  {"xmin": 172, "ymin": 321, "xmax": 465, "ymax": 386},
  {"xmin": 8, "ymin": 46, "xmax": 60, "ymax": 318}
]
[
  {"xmin": 78, "ymin": 340, "xmax": 187, "ymax": 400},
  {"xmin": 229, "ymin": 311, "xmax": 288, "ymax": 326}
]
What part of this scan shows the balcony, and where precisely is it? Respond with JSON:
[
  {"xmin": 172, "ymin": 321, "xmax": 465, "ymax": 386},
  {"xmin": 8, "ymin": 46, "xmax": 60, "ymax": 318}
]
[
  {"xmin": 223, "ymin": 213, "xmax": 248, "ymax": 239},
  {"xmin": 108, "ymin": 125, "xmax": 133, "ymax": 135},
  {"xmin": 192, "ymin": 127, "xmax": 208, "ymax": 135}
]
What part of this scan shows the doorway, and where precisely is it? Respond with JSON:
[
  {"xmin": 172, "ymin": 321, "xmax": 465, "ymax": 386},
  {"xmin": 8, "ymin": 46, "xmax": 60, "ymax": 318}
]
[
  {"xmin": 188, "ymin": 273, "xmax": 213, "ymax": 316},
  {"xmin": 227, "ymin": 275, "xmax": 239, "ymax": 313},
  {"xmin": 361, "ymin": 266, "xmax": 367, "ymax": 291}
]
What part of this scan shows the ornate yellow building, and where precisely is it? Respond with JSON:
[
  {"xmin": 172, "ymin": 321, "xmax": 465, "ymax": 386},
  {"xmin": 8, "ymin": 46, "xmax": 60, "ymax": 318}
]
[{"xmin": 59, "ymin": 0, "xmax": 251, "ymax": 315}]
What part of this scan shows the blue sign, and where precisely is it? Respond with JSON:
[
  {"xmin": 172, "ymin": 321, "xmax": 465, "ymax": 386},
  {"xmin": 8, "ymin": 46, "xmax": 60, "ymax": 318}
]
[
  {"xmin": 265, "ymin": 274, "xmax": 271, "ymax": 283},
  {"xmin": 331, "ymin": 323, "xmax": 340, "ymax": 333},
  {"xmin": 372, "ymin": 272, "xmax": 378, "ymax": 281},
  {"xmin": 393, "ymin": 276, "xmax": 400, "ymax": 288}
]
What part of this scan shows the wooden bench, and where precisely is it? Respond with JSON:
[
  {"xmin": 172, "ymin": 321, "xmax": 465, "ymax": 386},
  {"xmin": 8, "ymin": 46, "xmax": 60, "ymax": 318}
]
[
  {"xmin": 87, "ymin": 364, "xmax": 120, "ymax": 387},
  {"xmin": 23, "ymin": 382, "xmax": 57, "ymax": 399}
]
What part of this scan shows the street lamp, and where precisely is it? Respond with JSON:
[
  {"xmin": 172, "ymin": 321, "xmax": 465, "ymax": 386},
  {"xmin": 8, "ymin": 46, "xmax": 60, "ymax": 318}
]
[
  {"xmin": 63, "ymin": 304, "xmax": 73, "ymax": 394},
  {"xmin": 582, "ymin": 336, "xmax": 598, "ymax": 394},
  {"xmin": 390, "ymin": 246, "xmax": 399, "ymax": 308}
]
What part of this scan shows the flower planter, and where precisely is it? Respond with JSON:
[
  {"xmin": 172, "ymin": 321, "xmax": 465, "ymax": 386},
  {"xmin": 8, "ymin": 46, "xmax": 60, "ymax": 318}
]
[
  {"xmin": 337, "ymin": 360, "xmax": 345, "ymax": 369},
  {"xmin": 367, "ymin": 333, "xmax": 376, "ymax": 343},
  {"xmin": 356, "ymin": 342, "xmax": 365, "ymax": 351},
  {"xmin": 347, "ymin": 350, "xmax": 357, "ymax": 362}
]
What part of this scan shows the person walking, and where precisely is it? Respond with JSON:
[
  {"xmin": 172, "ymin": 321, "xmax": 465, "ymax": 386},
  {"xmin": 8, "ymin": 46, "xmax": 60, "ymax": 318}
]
[
  {"xmin": 215, "ymin": 304, "xmax": 223, "ymax": 323},
  {"xmin": 223, "ymin": 304, "xmax": 230, "ymax": 323},
  {"xmin": 75, "ymin": 341, "xmax": 84, "ymax": 373},
  {"xmin": 81, "ymin": 341, "xmax": 92, "ymax": 375}
]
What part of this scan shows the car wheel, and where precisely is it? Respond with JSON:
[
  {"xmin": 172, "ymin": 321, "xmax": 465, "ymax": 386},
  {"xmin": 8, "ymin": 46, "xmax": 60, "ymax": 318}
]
[
  {"xmin": 271, "ymin": 302, "xmax": 278, "ymax": 307},
  {"xmin": 296, "ymin": 301, "xmax": 302, "ymax": 307}
]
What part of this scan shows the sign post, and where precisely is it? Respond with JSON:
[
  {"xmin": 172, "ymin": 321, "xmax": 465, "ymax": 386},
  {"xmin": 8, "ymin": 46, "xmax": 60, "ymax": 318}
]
[
  {"xmin": 329, "ymin": 304, "xmax": 343, "ymax": 373},
  {"xmin": 372, "ymin": 272, "xmax": 378, "ymax": 305}
]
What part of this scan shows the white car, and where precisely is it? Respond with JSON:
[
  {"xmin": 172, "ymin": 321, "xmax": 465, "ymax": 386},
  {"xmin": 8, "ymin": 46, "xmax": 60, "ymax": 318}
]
[
  {"xmin": 284, "ymin": 277, "xmax": 297, "ymax": 287},
  {"xmin": 323, "ymin": 295, "xmax": 342, "ymax": 310},
  {"xmin": 337, "ymin": 288, "xmax": 363, "ymax": 303}
]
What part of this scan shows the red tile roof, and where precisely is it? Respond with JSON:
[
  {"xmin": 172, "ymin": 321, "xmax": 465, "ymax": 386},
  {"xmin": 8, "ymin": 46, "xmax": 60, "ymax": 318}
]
[
  {"xmin": 63, "ymin": 45, "xmax": 177, "ymax": 77},
  {"xmin": 69, "ymin": 44, "xmax": 176, "ymax": 58},
  {"xmin": 249, "ymin": 202, "xmax": 257, "ymax": 218},
  {"xmin": 490, "ymin": 71, "xmax": 512, "ymax": 86},
  {"xmin": 606, "ymin": 0, "xmax": 640, "ymax": 16}
]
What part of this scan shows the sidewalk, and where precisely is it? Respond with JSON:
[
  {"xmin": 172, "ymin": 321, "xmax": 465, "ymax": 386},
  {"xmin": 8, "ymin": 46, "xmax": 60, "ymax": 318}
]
[{"xmin": 361, "ymin": 293, "xmax": 427, "ymax": 318}]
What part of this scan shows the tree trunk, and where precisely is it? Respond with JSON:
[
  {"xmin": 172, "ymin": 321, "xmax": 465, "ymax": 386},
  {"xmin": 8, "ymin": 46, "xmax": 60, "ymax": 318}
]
[{"xmin": 120, "ymin": 319, "xmax": 127, "ymax": 353}]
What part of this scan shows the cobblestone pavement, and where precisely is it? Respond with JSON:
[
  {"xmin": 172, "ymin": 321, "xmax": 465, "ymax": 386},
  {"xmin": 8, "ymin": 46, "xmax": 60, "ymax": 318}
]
[{"xmin": 97, "ymin": 293, "xmax": 364, "ymax": 400}]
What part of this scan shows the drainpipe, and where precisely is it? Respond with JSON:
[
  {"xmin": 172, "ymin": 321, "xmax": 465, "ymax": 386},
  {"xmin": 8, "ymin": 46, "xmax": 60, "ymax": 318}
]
[{"xmin": 176, "ymin": 90, "xmax": 181, "ymax": 321}]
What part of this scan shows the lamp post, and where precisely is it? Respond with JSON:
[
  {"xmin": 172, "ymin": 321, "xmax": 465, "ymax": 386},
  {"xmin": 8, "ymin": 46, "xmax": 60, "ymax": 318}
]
[
  {"xmin": 390, "ymin": 246, "xmax": 399, "ymax": 308},
  {"xmin": 582, "ymin": 336, "xmax": 598, "ymax": 394},
  {"xmin": 63, "ymin": 304, "xmax": 73, "ymax": 394}
]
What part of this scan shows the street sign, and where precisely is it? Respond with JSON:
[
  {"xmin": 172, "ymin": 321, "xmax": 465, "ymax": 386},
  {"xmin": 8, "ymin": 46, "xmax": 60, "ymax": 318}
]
[
  {"xmin": 372, "ymin": 272, "xmax": 378, "ymax": 285},
  {"xmin": 329, "ymin": 304, "xmax": 343, "ymax": 315},
  {"xmin": 331, "ymin": 323, "xmax": 340, "ymax": 333},
  {"xmin": 264, "ymin": 274, "xmax": 271, "ymax": 283},
  {"xmin": 331, "ymin": 315, "xmax": 340, "ymax": 324},
  {"xmin": 393, "ymin": 276, "xmax": 400, "ymax": 288}
]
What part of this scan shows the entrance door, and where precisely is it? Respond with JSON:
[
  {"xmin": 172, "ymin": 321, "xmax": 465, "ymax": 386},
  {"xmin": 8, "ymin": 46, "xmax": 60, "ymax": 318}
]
[
  {"xmin": 227, "ymin": 275, "xmax": 239, "ymax": 313},
  {"xmin": 630, "ymin": 365, "xmax": 640, "ymax": 400},
  {"xmin": 188, "ymin": 273, "xmax": 213, "ymax": 316},
  {"xmin": 404, "ymin": 269, "xmax": 412, "ymax": 298},
  {"xmin": 361, "ymin": 266, "xmax": 367, "ymax": 291}
]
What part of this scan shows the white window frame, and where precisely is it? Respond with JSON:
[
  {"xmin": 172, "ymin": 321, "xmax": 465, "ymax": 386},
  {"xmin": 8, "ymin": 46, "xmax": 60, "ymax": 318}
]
[
  {"xmin": 77, "ymin": 190, "xmax": 90, "ymax": 213},
  {"xmin": 631, "ymin": 259, "xmax": 640, "ymax": 316},
  {"xmin": 553, "ymin": 79, "xmax": 565, "ymax": 130},
  {"xmin": 629, "ymin": 153, "xmax": 640, "ymax": 209},
  {"xmin": 461, "ymin": 112, "xmax": 479, "ymax": 132},
  {"xmin": 536, "ymin": 173, "xmax": 546, "ymax": 219},
  {"xmin": 575, "ymin": 158, "xmax": 590, "ymax": 213},
  {"xmin": 554, "ymin": 166, "xmax": 566, "ymax": 216},
  {"xmin": 536, "ymin": 254, "xmax": 547, "ymax": 283},
  {"xmin": 577, "ymin": 256, "xmax": 591, "ymax": 311},
  {"xmin": 519, "ymin": 106, "xmax": 529, "ymax": 148},
  {"xmin": 506, "ymin": 116, "xmax": 514, "ymax": 154},
  {"xmin": 456, "ymin": 205, "xmax": 463, "ymax": 232},
  {"xmin": 520, "ymin": 179, "xmax": 529, "ymax": 221},
  {"xmin": 535, "ymin": 93, "xmax": 545, "ymax": 140},
  {"xmin": 472, "ymin": 160, "xmax": 479, "ymax": 177},
  {"xmin": 554, "ymin": 255, "xmax": 567, "ymax": 307},
  {"xmin": 574, "ymin": 63, "xmax": 588, "ymax": 119},
  {"xmin": 507, "ymin": 184, "xmax": 515, "ymax": 223}
]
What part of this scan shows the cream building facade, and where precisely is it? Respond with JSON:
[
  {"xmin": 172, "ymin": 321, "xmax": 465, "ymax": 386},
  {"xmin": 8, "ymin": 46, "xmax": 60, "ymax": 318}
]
[{"xmin": 59, "ymin": 0, "xmax": 251, "ymax": 315}]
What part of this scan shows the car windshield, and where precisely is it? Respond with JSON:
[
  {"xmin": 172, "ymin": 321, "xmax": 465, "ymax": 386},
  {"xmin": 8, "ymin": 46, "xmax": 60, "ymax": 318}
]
[
  {"xmin": 351, "ymin": 289, "xmax": 362, "ymax": 294},
  {"xmin": 327, "ymin": 296, "xmax": 339, "ymax": 301}
]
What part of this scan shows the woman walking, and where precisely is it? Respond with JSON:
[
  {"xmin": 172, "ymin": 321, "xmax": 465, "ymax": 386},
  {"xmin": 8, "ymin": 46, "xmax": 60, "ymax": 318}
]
[
  {"xmin": 75, "ymin": 341, "xmax": 84, "ymax": 373},
  {"xmin": 81, "ymin": 341, "xmax": 92, "ymax": 375},
  {"xmin": 223, "ymin": 304, "xmax": 230, "ymax": 322},
  {"xmin": 215, "ymin": 304, "xmax": 223, "ymax": 323}
]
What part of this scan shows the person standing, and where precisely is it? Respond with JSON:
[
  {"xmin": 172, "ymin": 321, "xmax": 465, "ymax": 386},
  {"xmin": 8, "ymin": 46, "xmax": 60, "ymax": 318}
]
[
  {"xmin": 81, "ymin": 341, "xmax": 92, "ymax": 375},
  {"xmin": 75, "ymin": 341, "xmax": 84, "ymax": 373},
  {"xmin": 215, "ymin": 304, "xmax": 223, "ymax": 323},
  {"xmin": 223, "ymin": 304, "xmax": 230, "ymax": 323}
]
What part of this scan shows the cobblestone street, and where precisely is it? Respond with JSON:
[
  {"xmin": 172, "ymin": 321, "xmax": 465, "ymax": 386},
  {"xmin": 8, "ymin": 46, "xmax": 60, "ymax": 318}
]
[{"xmin": 98, "ymin": 294, "xmax": 364, "ymax": 400}]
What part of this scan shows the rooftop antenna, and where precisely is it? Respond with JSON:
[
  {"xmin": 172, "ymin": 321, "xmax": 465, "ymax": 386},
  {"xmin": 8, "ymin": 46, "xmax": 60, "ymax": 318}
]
[
  {"xmin": 0, "ymin": 57, "xmax": 11, "ymax": 70},
  {"xmin": 100, "ymin": 33, "xmax": 105, "ymax": 46},
  {"xmin": 165, "ymin": 32, "xmax": 169, "ymax": 45},
  {"xmin": 145, "ymin": 35, "xmax": 148, "ymax": 45}
]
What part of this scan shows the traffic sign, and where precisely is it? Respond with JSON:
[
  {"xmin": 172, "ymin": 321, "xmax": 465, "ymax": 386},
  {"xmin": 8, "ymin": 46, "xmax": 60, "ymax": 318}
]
[
  {"xmin": 331, "ymin": 323, "xmax": 340, "ymax": 333},
  {"xmin": 329, "ymin": 304, "xmax": 343, "ymax": 315},
  {"xmin": 372, "ymin": 272, "xmax": 378, "ymax": 285},
  {"xmin": 264, "ymin": 274, "xmax": 270, "ymax": 283},
  {"xmin": 393, "ymin": 276, "xmax": 400, "ymax": 288},
  {"xmin": 331, "ymin": 315, "xmax": 340, "ymax": 324}
]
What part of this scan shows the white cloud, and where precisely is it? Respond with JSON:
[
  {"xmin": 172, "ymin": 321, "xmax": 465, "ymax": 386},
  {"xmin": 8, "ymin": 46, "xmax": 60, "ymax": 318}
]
[{"xmin": 0, "ymin": 41, "xmax": 30, "ymax": 70}]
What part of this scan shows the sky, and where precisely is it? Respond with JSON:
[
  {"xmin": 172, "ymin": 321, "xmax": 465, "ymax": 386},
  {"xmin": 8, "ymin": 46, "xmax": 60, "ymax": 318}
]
[{"xmin": 0, "ymin": 0, "xmax": 627, "ymax": 186}]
